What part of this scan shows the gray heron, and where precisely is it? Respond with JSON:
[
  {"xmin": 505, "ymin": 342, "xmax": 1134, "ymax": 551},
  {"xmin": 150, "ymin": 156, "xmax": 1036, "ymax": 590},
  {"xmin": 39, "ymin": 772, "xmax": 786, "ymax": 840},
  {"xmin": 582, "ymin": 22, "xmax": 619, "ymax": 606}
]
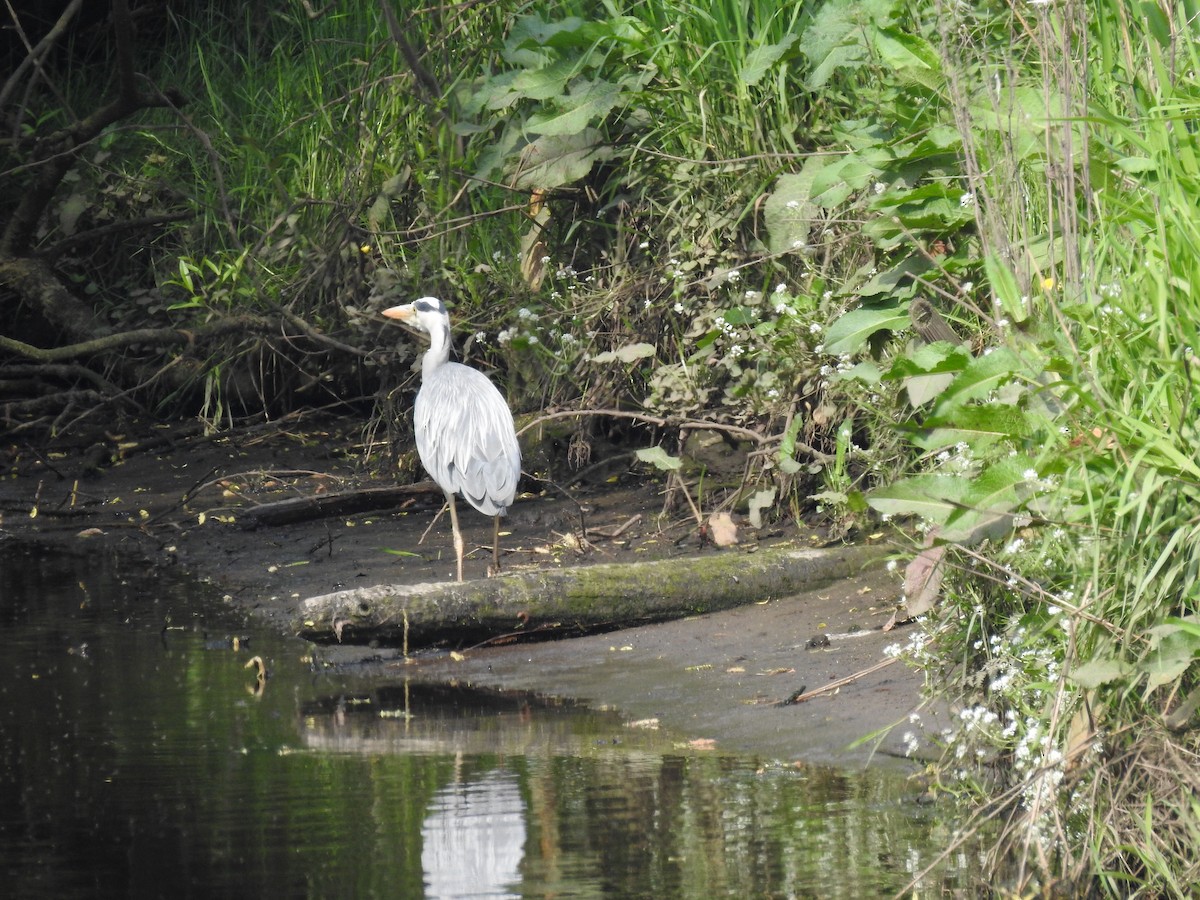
[{"xmin": 383, "ymin": 297, "xmax": 521, "ymax": 582}]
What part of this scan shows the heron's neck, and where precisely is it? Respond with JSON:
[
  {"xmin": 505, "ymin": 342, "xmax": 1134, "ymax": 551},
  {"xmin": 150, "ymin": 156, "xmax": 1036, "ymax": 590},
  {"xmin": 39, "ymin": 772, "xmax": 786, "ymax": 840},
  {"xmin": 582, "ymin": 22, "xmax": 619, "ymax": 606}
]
[{"xmin": 422, "ymin": 319, "xmax": 452, "ymax": 380}]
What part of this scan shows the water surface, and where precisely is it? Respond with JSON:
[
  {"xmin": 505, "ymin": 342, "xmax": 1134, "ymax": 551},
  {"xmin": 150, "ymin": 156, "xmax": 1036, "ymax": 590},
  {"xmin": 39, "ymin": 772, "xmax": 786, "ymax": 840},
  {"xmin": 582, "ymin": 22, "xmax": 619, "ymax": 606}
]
[{"xmin": 0, "ymin": 539, "xmax": 983, "ymax": 897}]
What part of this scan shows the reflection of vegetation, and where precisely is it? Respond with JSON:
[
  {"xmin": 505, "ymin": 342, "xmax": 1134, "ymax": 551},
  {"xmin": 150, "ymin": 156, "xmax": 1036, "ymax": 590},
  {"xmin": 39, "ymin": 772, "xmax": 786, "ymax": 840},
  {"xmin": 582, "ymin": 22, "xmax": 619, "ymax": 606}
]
[
  {"xmin": 518, "ymin": 753, "xmax": 981, "ymax": 897},
  {"xmin": 2, "ymin": 545, "xmax": 980, "ymax": 896}
]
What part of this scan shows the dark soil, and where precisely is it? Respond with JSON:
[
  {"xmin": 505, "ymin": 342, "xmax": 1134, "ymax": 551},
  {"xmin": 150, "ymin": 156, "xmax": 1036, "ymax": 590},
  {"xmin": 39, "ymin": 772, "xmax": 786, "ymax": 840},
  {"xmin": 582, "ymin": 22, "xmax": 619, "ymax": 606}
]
[{"xmin": 0, "ymin": 419, "xmax": 936, "ymax": 765}]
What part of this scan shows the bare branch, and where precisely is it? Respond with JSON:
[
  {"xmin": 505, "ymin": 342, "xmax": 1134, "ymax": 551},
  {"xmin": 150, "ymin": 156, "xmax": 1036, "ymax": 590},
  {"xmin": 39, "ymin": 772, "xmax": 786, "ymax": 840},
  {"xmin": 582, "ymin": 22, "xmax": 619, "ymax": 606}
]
[
  {"xmin": 0, "ymin": 315, "xmax": 276, "ymax": 363},
  {"xmin": 0, "ymin": 0, "xmax": 83, "ymax": 113},
  {"xmin": 517, "ymin": 408, "xmax": 837, "ymax": 465},
  {"xmin": 378, "ymin": 1, "xmax": 442, "ymax": 102},
  {"xmin": 38, "ymin": 211, "xmax": 193, "ymax": 258}
]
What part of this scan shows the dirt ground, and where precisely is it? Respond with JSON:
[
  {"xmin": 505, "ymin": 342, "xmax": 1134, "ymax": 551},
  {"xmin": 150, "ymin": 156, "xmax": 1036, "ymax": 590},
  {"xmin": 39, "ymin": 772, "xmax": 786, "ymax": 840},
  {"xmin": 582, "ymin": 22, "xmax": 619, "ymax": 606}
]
[{"xmin": 0, "ymin": 419, "xmax": 937, "ymax": 765}]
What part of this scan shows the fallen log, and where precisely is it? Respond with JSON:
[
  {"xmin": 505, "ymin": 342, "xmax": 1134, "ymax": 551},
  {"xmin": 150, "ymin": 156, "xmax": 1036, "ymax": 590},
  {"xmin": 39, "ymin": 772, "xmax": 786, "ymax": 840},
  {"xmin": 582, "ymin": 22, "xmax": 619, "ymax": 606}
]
[{"xmin": 293, "ymin": 542, "xmax": 890, "ymax": 647}]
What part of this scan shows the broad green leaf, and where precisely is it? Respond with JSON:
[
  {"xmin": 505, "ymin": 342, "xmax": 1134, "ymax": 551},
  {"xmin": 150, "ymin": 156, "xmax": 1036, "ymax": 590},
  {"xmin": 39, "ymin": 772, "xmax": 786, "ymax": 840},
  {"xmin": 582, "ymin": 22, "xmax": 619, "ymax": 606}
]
[
  {"xmin": 778, "ymin": 415, "xmax": 805, "ymax": 473},
  {"xmin": 799, "ymin": 0, "xmax": 895, "ymax": 89},
  {"xmin": 833, "ymin": 361, "xmax": 883, "ymax": 384},
  {"xmin": 1070, "ymin": 656, "xmax": 1132, "ymax": 689},
  {"xmin": 740, "ymin": 35, "xmax": 798, "ymax": 86},
  {"xmin": 984, "ymin": 253, "xmax": 1028, "ymax": 324},
  {"xmin": 939, "ymin": 456, "xmax": 1036, "ymax": 543},
  {"xmin": 867, "ymin": 474, "xmax": 972, "ymax": 524},
  {"xmin": 858, "ymin": 255, "xmax": 933, "ymax": 300},
  {"xmin": 1142, "ymin": 629, "xmax": 1200, "ymax": 691},
  {"xmin": 1115, "ymin": 156, "xmax": 1157, "ymax": 173},
  {"xmin": 1162, "ymin": 616, "xmax": 1200, "ymax": 639},
  {"xmin": 872, "ymin": 28, "xmax": 939, "ymax": 74},
  {"xmin": 933, "ymin": 348, "xmax": 1030, "ymax": 413},
  {"xmin": 581, "ymin": 17, "xmax": 651, "ymax": 49},
  {"xmin": 508, "ymin": 59, "xmax": 579, "ymax": 102},
  {"xmin": 636, "ymin": 446, "xmax": 682, "ymax": 471},
  {"xmin": 505, "ymin": 15, "xmax": 586, "ymax": 57},
  {"xmin": 912, "ymin": 405, "xmax": 1036, "ymax": 452},
  {"xmin": 883, "ymin": 342, "xmax": 972, "ymax": 379},
  {"xmin": 823, "ymin": 304, "xmax": 910, "ymax": 355},
  {"xmin": 763, "ymin": 165, "xmax": 823, "ymax": 254},
  {"xmin": 810, "ymin": 155, "xmax": 879, "ymax": 207},
  {"xmin": 525, "ymin": 78, "xmax": 622, "ymax": 136},
  {"xmin": 509, "ymin": 129, "xmax": 612, "ymax": 189},
  {"xmin": 904, "ymin": 372, "xmax": 956, "ymax": 406}
]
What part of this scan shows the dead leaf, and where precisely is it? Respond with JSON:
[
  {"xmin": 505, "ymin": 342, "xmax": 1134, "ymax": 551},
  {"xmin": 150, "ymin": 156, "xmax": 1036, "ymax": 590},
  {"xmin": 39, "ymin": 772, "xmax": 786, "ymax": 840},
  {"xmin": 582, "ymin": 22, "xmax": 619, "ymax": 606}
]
[
  {"xmin": 708, "ymin": 511, "xmax": 739, "ymax": 546},
  {"xmin": 1065, "ymin": 703, "xmax": 1096, "ymax": 764},
  {"xmin": 903, "ymin": 544, "xmax": 947, "ymax": 619},
  {"xmin": 747, "ymin": 488, "xmax": 776, "ymax": 529},
  {"xmin": 688, "ymin": 738, "xmax": 717, "ymax": 750}
]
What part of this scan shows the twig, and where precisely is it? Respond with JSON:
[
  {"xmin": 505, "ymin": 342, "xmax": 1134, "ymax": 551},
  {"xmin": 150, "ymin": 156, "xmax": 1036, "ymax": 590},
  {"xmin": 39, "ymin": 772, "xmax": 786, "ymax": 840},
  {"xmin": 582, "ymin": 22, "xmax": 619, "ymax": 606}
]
[
  {"xmin": 519, "ymin": 408, "xmax": 764, "ymax": 444},
  {"xmin": 586, "ymin": 514, "xmax": 642, "ymax": 539},
  {"xmin": 519, "ymin": 408, "xmax": 836, "ymax": 465},
  {"xmin": 0, "ymin": 0, "xmax": 83, "ymax": 115},
  {"xmin": 777, "ymin": 656, "xmax": 900, "ymax": 705}
]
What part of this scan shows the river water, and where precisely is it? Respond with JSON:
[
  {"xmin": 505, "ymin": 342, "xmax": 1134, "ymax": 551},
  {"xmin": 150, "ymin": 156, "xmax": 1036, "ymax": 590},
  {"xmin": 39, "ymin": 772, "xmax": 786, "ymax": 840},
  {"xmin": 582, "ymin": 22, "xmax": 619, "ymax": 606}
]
[{"xmin": 0, "ymin": 539, "xmax": 985, "ymax": 897}]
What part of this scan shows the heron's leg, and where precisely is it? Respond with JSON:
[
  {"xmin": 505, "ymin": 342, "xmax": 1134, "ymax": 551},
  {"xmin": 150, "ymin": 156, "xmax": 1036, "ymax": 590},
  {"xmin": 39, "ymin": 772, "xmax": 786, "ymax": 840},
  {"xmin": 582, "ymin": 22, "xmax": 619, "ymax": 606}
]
[
  {"xmin": 491, "ymin": 514, "xmax": 502, "ymax": 573},
  {"xmin": 445, "ymin": 490, "xmax": 464, "ymax": 582}
]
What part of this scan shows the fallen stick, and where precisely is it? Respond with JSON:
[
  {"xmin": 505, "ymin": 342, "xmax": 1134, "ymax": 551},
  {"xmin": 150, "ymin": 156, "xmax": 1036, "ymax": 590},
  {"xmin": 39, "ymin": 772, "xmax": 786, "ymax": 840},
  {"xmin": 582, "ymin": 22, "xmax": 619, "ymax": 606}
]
[{"xmin": 779, "ymin": 656, "xmax": 900, "ymax": 705}]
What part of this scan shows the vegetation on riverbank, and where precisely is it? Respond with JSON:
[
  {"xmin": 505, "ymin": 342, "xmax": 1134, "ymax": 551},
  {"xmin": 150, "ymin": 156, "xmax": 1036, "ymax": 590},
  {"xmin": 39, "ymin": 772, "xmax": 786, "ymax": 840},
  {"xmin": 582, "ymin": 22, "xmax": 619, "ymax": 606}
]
[{"xmin": 3, "ymin": 0, "xmax": 1199, "ymax": 893}]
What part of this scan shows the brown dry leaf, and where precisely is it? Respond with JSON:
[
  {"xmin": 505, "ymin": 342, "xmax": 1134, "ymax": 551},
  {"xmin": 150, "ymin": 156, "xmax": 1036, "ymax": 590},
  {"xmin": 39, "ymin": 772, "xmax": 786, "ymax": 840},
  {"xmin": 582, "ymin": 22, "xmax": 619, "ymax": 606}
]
[
  {"xmin": 1064, "ymin": 704, "xmax": 1096, "ymax": 767},
  {"xmin": 688, "ymin": 738, "xmax": 717, "ymax": 750},
  {"xmin": 708, "ymin": 511, "xmax": 739, "ymax": 547},
  {"xmin": 903, "ymin": 544, "xmax": 947, "ymax": 619},
  {"xmin": 556, "ymin": 531, "xmax": 584, "ymax": 553}
]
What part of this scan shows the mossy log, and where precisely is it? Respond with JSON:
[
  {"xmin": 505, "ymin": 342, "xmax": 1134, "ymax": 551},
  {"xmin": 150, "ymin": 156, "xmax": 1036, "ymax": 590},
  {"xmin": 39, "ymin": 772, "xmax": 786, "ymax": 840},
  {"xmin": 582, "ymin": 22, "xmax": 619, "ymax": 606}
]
[{"xmin": 293, "ymin": 542, "xmax": 889, "ymax": 647}]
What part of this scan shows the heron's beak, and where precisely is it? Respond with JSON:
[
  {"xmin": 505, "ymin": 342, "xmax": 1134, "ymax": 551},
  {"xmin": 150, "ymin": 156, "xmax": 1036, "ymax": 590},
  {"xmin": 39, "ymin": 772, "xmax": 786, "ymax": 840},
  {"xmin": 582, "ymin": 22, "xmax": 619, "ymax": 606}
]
[{"xmin": 381, "ymin": 304, "xmax": 416, "ymax": 323}]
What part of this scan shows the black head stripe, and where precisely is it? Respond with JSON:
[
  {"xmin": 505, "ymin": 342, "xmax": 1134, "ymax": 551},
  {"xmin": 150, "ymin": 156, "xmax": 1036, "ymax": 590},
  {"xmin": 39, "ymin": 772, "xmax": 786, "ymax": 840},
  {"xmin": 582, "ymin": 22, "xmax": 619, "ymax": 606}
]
[{"xmin": 414, "ymin": 298, "xmax": 445, "ymax": 314}]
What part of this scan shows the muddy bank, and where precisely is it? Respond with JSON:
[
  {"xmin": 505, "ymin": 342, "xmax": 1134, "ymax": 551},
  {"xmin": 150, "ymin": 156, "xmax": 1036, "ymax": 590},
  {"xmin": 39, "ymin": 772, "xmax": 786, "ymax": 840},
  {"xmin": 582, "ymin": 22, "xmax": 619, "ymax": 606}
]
[{"xmin": 0, "ymin": 421, "xmax": 933, "ymax": 763}]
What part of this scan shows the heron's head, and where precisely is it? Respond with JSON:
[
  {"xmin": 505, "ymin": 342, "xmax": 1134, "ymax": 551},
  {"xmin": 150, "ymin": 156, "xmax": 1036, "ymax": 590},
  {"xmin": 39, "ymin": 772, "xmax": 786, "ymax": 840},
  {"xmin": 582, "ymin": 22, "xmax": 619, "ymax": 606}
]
[{"xmin": 381, "ymin": 296, "xmax": 448, "ymax": 333}]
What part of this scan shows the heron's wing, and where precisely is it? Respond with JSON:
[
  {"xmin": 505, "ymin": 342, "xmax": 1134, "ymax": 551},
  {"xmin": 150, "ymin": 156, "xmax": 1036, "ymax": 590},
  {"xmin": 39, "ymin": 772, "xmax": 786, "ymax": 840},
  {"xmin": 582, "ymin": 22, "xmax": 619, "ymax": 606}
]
[{"xmin": 413, "ymin": 363, "xmax": 521, "ymax": 516}]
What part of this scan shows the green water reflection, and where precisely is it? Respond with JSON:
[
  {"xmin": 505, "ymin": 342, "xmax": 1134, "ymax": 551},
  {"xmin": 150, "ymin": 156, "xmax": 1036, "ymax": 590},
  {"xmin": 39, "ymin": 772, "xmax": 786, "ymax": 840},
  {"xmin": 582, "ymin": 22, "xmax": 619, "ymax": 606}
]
[{"xmin": 0, "ymin": 540, "xmax": 982, "ymax": 897}]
